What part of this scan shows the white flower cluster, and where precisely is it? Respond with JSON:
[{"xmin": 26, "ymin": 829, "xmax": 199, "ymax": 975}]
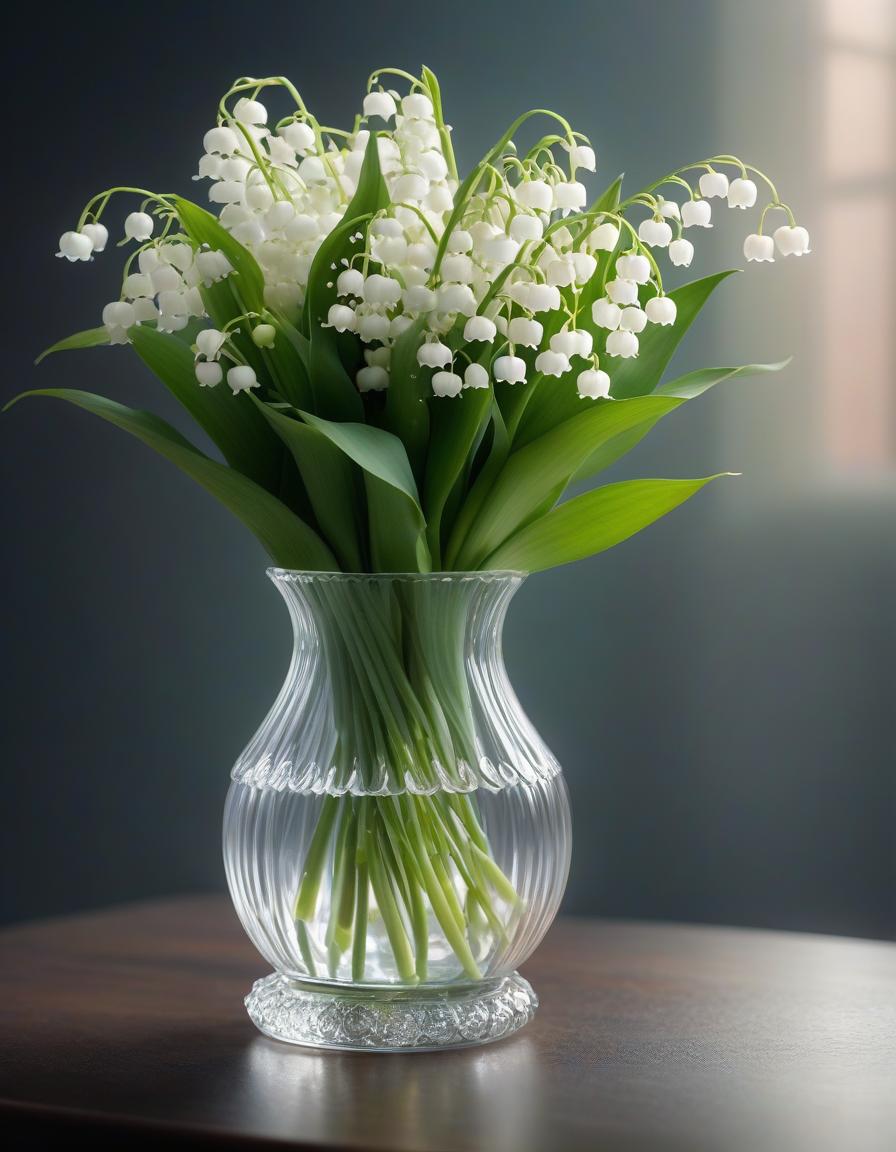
[{"xmin": 55, "ymin": 71, "xmax": 809, "ymax": 402}]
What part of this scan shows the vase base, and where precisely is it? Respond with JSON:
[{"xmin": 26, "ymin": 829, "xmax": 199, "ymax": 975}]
[{"xmin": 244, "ymin": 971, "xmax": 538, "ymax": 1052}]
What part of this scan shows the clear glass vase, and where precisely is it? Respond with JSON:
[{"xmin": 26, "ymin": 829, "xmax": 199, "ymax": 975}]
[{"xmin": 224, "ymin": 570, "xmax": 571, "ymax": 1051}]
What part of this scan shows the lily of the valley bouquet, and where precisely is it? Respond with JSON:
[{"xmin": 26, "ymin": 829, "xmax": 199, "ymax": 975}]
[{"xmin": 9, "ymin": 67, "xmax": 807, "ymax": 1020}]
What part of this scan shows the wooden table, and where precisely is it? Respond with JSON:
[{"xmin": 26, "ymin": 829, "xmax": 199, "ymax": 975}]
[{"xmin": 1, "ymin": 897, "xmax": 894, "ymax": 1151}]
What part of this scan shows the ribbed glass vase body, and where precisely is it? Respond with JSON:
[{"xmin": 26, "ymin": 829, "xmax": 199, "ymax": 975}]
[{"xmin": 224, "ymin": 571, "xmax": 571, "ymax": 1049}]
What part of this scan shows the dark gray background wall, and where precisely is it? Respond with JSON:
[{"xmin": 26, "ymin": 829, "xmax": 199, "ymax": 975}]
[{"xmin": 2, "ymin": 0, "xmax": 893, "ymax": 939}]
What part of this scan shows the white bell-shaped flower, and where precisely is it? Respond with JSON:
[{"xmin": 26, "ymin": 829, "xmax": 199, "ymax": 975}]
[
  {"xmin": 196, "ymin": 329, "xmax": 227, "ymax": 360},
  {"xmin": 357, "ymin": 312, "xmax": 391, "ymax": 343},
  {"xmin": 620, "ymin": 306, "xmax": 648, "ymax": 333},
  {"xmin": 124, "ymin": 212, "xmax": 154, "ymax": 241},
  {"xmin": 681, "ymin": 199, "xmax": 712, "ymax": 228},
  {"xmin": 441, "ymin": 253, "xmax": 474, "ymax": 283},
  {"xmin": 403, "ymin": 284, "xmax": 437, "ymax": 312},
  {"xmin": 773, "ymin": 225, "xmax": 811, "ymax": 256},
  {"xmin": 616, "ymin": 253, "xmax": 651, "ymax": 284},
  {"xmin": 588, "ymin": 221, "xmax": 620, "ymax": 251},
  {"xmin": 437, "ymin": 283, "xmax": 477, "ymax": 315},
  {"xmin": 364, "ymin": 274, "xmax": 402, "ymax": 306},
  {"xmin": 204, "ymin": 126, "xmax": 240, "ymax": 155},
  {"xmin": 402, "ymin": 93, "xmax": 435, "ymax": 119},
  {"xmin": 699, "ymin": 171, "xmax": 729, "ymax": 199},
  {"xmin": 493, "ymin": 355, "xmax": 527, "ymax": 385},
  {"xmin": 337, "ymin": 268, "xmax": 365, "ymax": 298},
  {"xmin": 150, "ymin": 264, "xmax": 182, "ymax": 293},
  {"xmin": 553, "ymin": 181, "xmax": 587, "ymax": 212},
  {"xmin": 606, "ymin": 330, "xmax": 639, "ymax": 358},
  {"xmin": 509, "ymin": 214, "xmax": 544, "ymax": 243},
  {"xmin": 515, "ymin": 180, "xmax": 553, "ymax": 211},
  {"xmin": 447, "ymin": 229, "xmax": 473, "ymax": 253},
  {"xmin": 508, "ymin": 317, "xmax": 543, "ymax": 348},
  {"xmin": 357, "ymin": 365, "xmax": 390, "ymax": 392},
  {"xmin": 196, "ymin": 250, "xmax": 232, "ymax": 284},
  {"xmin": 363, "ymin": 91, "xmax": 397, "ymax": 120},
  {"xmin": 57, "ymin": 230, "xmax": 94, "ymax": 261},
  {"xmin": 658, "ymin": 198, "xmax": 681, "ymax": 221},
  {"xmin": 645, "ymin": 296, "xmax": 677, "ymax": 326},
  {"xmin": 546, "ymin": 259, "xmax": 576, "ymax": 286},
  {"xmin": 744, "ymin": 233, "xmax": 775, "ymax": 262},
  {"xmin": 464, "ymin": 363, "xmax": 490, "ymax": 390},
  {"xmin": 81, "ymin": 222, "xmax": 108, "ymax": 253},
  {"xmin": 417, "ymin": 341, "xmax": 453, "ymax": 369},
  {"xmin": 279, "ymin": 121, "xmax": 316, "ymax": 155},
  {"xmin": 425, "ymin": 183, "xmax": 453, "ymax": 213},
  {"xmin": 365, "ymin": 347, "xmax": 391, "ymax": 369},
  {"xmin": 668, "ymin": 238, "xmax": 694, "ymax": 267},
  {"xmin": 727, "ymin": 178, "xmax": 758, "ymax": 209},
  {"xmin": 102, "ymin": 301, "xmax": 136, "ymax": 329},
  {"xmin": 638, "ymin": 218, "xmax": 673, "ymax": 248},
  {"xmin": 245, "ymin": 183, "xmax": 275, "ymax": 211},
  {"xmin": 284, "ymin": 214, "xmax": 319, "ymax": 242},
  {"xmin": 568, "ymin": 143, "xmax": 597, "ymax": 172},
  {"xmin": 227, "ymin": 365, "xmax": 258, "ymax": 394},
  {"xmin": 419, "ymin": 151, "xmax": 449, "ymax": 182},
  {"xmin": 233, "ymin": 97, "xmax": 267, "ymax": 125},
  {"xmin": 577, "ymin": 368, "xmax": 611, "ymax": 399},
  {"xmin": 391, "ymin": 172, "xmax": 430, "ymax": 202},
  {"xmin": 551, "ymin": 328, "xmax": 593, "ymax": 359},
  {"xmin": 571, "ymin": 252, "xmax": 597, "ymax": 284},
  {"xmin": 208, "ymin": 181, "xmax": 244, "ymax": 205},
  {"xmin": 592, "ymin": 298, "xmax": 622, "ymax": 330},
  {"xmin": 535, "ymin": 349, "xmax": 572, "ymax": 378},
  {"xmin": 432, "ymin": 370, "xmax": 463, "ymax": 397},
  {"xmin": 606, "ymin": 278, "xmax": 639, "ymax": 306},
  {"xmin": 122, "ymin": 273, "xmax": 152, "ymax": 301},
  {"xmin": 195, "ymin": 361, "xmax": 223, "ymax": 388},
  {"xmin": 327, "ymin": 303, "xmax": 357, "ymax": 332},
  {"xmin": 482, "ymin": 235, "xmax": 521, "ymax": 265},
  {"xmin": 464, "ymin": 315, "xmax": 497, "ymax": 343},
  {"xmin": 132, "ymin": 298, "xmax": 158, "ymax": 323},
  {"xmin": 526, "ymin": 284, "xmax": 562, "ymax": 313}
]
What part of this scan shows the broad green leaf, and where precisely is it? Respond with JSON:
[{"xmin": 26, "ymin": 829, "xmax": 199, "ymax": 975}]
[
  {"xmin": 444, "ymin": 399, "xmax": 510, "ymax": 568},
  {"xmin": 172, "ymin": 196, "xmax": 265, "ymax": 310},
  {"xmin": 483, "ymin": 475, "xmax": 732, "ymax": 572},
  {"xmin": 4, "ymin": 388, "xmax": 337, "ymax": 570},
  {"xmin": 455, "ymin": 395, "xmax": 682, "ymax": 568},
  {"xmin": 589, "ymin": 173, "xmax": 624, "ymax": 213},
  {"xmin": 250, "ymin": 398, "xmax": 365, "ymax": 571},
  {"xmin": 516, "ymin": 270, "xmax": 738, "ymax": 445},
  {"xmin": 383, "ymin": 314, "xmax": 428, "ymax": 478},
  {"xmin": 298, "ymin": 410, "xmax": 430, "ymax": 573},
  {"xmin": 423, "ymin": 386, "xmax": 491, "ymax": 565},
  {"xmin": 573, "ymin": 357, "xmax": 790, "ymax": 483},
  {"xmin": 131, "ymin": 325, "xmax": 284, "ymax": 494},
  {"xmin": 655, "ymin": 358, "xmax": 790, "ymax": 399},
  {"xmin": 302, "ymin": 136, "xmax": 385, "ymax": 422},
  {"xmin": 36, "ymin": 326, "xmax": 109, "ymax": 364}
]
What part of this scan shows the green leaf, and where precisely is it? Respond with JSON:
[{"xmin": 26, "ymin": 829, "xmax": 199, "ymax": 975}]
[
  {"xmin": 572, "ymin": 357, "xmax": 790, "ymax": 484},
  {"xmin": 250, "ymin": 398, "xmax": 365, "ymax": 571},
  {"xmin": 443, "ymin": 399, "xmax": 510, "ymax": 568},
  {"xmin": 423, "ymin": 386, "xmax": 492, "ymax": 565},
  {"xmin": 516, "ymin": 270, "xmax": 738, "ymax": 446},
  {"xmin": 455, "ymin": 395, "xmax": 683, "ymax": 569},
  {"xmin": 297, "ymin": 410, "xmax": 430, "ymax": 572},
  {"xmin": 302, "ymin": 136, "xmax": 386, "ymax": 423},
  {"xmin": 172, "ymin": 196, "xmax": 265, "ymax": 311},
  {"xmin": 483, "ymin": 475, "xmax": 733, "ymax": 572},
  {"xmin": 590, "ymin": 173, "xmax": 624, "ymax": 212},
  {"xmin": 609, "ymin": 270, "xmax": 738, "ymax": 399},
  {"xmin": 655, "ymin": 358, "xmax": 791, "ymax": 399},
  {"xmin": 382, "ymin": 315, "xmax": 428, "ymax": 478},
  {"xmin": 131, "ymin": 325, "xmax": 284, "ymax": 494},
  {"xmin": 4, "ymin": 388, "xmax": 337, "ymax": 570},
  {"xmin": 36, "ymin": 326, "xmax": 109, "ymax": 364}
]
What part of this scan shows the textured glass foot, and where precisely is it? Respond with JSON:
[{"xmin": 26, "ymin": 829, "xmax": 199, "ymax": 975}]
[{"xmin": 244, "ymin": 972, "xmax": 538, "ymax": 1052}]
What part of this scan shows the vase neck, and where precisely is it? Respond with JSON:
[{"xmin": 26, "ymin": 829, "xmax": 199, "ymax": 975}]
[{"xmin": 232, "ymin": 572, "xmax": 559, "ymax": 795}]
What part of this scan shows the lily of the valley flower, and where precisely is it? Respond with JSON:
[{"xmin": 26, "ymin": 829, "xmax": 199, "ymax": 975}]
[
  {"xmin": 727, "ymin": 178, "xmax": 758, "ymax": 209},
  {"xmin": 645, "ymin": 295, "xmax": 677, "ymax": 325},
  {"xmin": 681, "ymin": 199, "xmax": 712, "ymax": 228},
  {"xmin": 773, "ymin": 225, "xmax": 810, "ymax": 256},
  {"xmin": 226, "ymin": 365, "xmax": 259, "ymax": 394},
  {"xmin": 744, "ymin": 233, "xmax": 775, "ymax": 262},
  {"xmin": 576, "ymin": 368, "xmax": 611, "ymax": 399},
  {"xmin": 606, "ymin": 330, "xmax": 639, "ymax": 358},
  {"xmin": 493, "ymin": 354, "xmax": 527, "ymax": 384},
  {"xmin": 432, "ymin": 370, "xmax": 463, "ymax": 397}
]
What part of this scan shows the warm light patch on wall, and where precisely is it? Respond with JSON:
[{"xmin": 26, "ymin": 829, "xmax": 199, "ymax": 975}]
[{"xmin": 823, "ymin": 0, "xmax": 895, "ymax": 472}]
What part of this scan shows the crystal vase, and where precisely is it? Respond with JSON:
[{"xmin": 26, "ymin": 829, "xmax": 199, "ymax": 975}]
[{"xmin": 224, "ymin": 570, "xmax": 571, "ymax": 1051}]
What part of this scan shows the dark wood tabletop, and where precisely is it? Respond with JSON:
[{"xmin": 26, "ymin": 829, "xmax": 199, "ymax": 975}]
[{"xmin": 1, "ymin": 897, "xmax": 894, "ymax": 1152}]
